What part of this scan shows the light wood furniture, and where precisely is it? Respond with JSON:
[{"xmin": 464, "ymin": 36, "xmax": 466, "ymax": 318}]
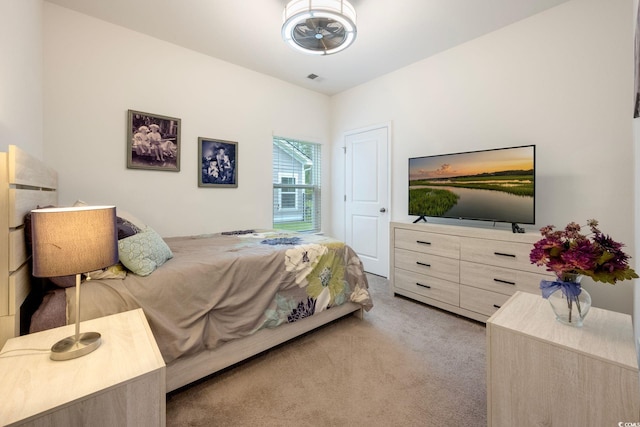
[
  {"xmin": 0, "ymin": 309, "xmax": 166, "ymax": 426},
  {"xmin": 0, "ymin": 145, "xmax": 57, "ymax": 348},
  {"xmin": 487, "ymin": 291, "xmax": 640, "ymax": 426},
  {"xmin": 390, "ymin": 221, "xmax": 553, "ymax": 322}
]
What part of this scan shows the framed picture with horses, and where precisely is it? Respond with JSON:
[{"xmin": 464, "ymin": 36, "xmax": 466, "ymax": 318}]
[
  {"xmin": 127, "ymin": 109, "xmax": 181, "ymax": 171},
  {"xmin": 198, "ymin": 137, "xmax": 238, "ymax": 188}
]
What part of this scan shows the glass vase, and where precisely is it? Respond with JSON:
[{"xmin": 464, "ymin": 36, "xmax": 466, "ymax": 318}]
[{"xmin": 546, "ymin": 274, "xmax": 591, "ymax": 327}]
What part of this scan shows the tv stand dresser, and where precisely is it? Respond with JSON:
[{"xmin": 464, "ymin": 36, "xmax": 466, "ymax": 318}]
[{"xmin": 389, "ymin": 221, "xmax": 553, "ymax": 322}]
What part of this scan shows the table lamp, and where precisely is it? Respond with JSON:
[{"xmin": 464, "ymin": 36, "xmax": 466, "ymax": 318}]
[{"xmin": 30, "ymin": 206, "xmax": 118, "ymax": 361}]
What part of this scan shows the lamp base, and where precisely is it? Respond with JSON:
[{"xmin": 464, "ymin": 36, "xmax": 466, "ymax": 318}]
[{"xmin": 50, "ymin": 332, "xmax": 101, "ymax": 361}]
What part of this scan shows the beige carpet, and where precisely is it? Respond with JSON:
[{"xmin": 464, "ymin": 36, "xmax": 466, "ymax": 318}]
[{"xmin": 166, "ymin": 274, "xmax": 487, "ymax": 426}]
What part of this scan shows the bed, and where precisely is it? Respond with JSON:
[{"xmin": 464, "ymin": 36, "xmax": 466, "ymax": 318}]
[{"xmin": 1, "ymin": 145, "xmax": 373, "ymax": 392}]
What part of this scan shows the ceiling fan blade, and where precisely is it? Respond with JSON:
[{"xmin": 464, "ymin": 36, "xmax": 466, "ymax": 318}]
[
  {"xmin": 290, "ymin": 16, "xmax": 349, "ymax": 52},
  {"xmin": 293, "ymin": 27, "xmax": 318, "ymax": 39},
  {"xmin": 324, "ymin": 25, "xmax": 343, "ymax": 35}
]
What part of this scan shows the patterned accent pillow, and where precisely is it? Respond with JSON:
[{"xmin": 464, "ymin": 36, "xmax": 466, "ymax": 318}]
[
  {"xmin": 116, "ymin": 217, "xmax": 141, "ymax": 240},
  {"xmin": 118, "ymin": 226, "xmax": 173, "ymax": 276}
]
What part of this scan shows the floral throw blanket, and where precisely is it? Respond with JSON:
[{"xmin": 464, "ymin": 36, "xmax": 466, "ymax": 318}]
[
  {"xmin": 259, "ymin": 234, "xmax": 372, "ymax": 328},
  {"xmin": 65, "ymin": 230, "xmax": 373, "ymax": 363}
]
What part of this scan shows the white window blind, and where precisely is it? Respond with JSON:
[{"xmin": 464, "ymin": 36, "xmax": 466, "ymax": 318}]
[{"xmin": 272, "ymin": 137, "xmax": 321, "ymax": 233}]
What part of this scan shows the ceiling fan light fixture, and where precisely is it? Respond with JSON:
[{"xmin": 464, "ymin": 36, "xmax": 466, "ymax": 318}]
[{"xmin": 282, "ymin": 0, "xmax": 357, "ymax": 56}]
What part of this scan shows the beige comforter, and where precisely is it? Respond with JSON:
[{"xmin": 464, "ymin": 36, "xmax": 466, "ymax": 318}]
[{"xmin": 66, "ymin": 231, "xmax": 372, "ymax": 363}]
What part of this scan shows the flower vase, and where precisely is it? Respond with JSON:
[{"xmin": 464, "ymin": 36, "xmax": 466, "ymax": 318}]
[{"xmin": 541, "ymin": 274, "xmax": 591, "ymax": 327}]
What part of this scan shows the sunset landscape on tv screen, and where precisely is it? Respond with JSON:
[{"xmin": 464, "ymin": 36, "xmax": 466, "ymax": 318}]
[{"xmin": 408, "ymin": 145, "xmax": 535, "ymax": 224}]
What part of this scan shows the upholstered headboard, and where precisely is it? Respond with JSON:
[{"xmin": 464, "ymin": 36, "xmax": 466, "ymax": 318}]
[{"xmin": 0, "ymin": 145, "xmax": 57, "ymax": 348}]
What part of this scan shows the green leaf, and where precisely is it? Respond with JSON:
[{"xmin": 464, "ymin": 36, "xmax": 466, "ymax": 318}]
[{"xmin": 589, "ymin": 268, "xmax": 639, "ymax": 284}]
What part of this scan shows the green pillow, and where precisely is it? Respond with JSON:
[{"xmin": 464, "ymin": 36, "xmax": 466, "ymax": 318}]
[{"xmin": 118, "ymin": 226, "xmax": 173, "ymax": 276}]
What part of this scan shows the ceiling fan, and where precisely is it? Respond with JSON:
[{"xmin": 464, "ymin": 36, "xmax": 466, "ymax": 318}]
[{"xmin": 282, "ymin": 0, "xmax": 357, "ymax": 55}]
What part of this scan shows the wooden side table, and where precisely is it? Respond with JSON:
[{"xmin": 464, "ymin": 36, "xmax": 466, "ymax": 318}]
[
  {"xmin": 0, "ymin": 309, "xmax": 166, "ymax": 426},
  {"xmin": 487, "ymin": 291, "xmax": 640, "ymax": 426}
]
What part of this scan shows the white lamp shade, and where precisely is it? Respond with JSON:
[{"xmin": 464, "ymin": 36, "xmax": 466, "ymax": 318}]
[{"xmin": 31, "ymin": 206, "xmax": 118, "ymax": 277}]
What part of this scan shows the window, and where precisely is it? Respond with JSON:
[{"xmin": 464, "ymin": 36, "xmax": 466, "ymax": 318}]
[
  {"xmin": 272, "ymin": 137, "xmax": 321, "ymax": 233},
  {"xmin": 279, "ymin": 176, "xmax": 297, "ymax": 209}
]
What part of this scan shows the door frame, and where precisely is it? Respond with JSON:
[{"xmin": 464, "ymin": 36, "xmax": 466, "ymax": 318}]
[{"xmin": 343, "ymin": 122, "xmax": 392, "ymax": 277}]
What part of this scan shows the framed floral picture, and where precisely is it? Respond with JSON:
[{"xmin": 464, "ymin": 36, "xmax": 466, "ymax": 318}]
[
  {"xmin": 198, "ymin": 137, "xmax": 238, "ymax": 188},
  {"xmin": 127, "ymin": 109, "xmax": 181, "ymax": 171}
]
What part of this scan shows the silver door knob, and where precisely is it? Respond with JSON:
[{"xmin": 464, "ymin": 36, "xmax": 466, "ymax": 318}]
[{"xmin": 380, "ymin": 207, "xmax": 386, "ymax": 213}]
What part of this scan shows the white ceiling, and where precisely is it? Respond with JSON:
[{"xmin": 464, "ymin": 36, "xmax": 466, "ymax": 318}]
[{"xmin": 44, "ymin": 0, "xmax": 570, "ymax": 96}]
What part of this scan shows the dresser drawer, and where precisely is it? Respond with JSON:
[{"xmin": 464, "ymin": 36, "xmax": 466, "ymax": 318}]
[
  {"xmin": 394, "ymin": 228, "xmax": 460, "ymax": 259},
  {"xmin": 460, "ymin": 237, "xmax": 542, "ymax": 274},
  {"xmin": 460, "ymin": 261, "xmax": 553, "ymax": 296},
  {"xmin": 394, "ymin": 268, "xmax": 459, "ymax": 306},
  {"xmin": 394, "ymin": 248, "xmax": 459, "ymax": 283},
  {"xmin": 460, "ymin": 285, "xmax": 511, "ymax": 317}
]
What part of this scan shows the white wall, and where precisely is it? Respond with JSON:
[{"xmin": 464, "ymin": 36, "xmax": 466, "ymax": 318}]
[
  {"xmin": 42, "ymin": 3, "xmax": 332, "ymax": 238},
  {"xmin": 0, "ymin": 0, "xmax": 43, "ymax": 157},
  {"xmin": 331, "ymin": 0, "xmax": 636, "ymax": 314}
]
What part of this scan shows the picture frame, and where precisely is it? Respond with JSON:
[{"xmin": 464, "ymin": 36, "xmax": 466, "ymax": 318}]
[
  {"xmin": 198, "ymin": 137, "xmax": 238, "ymax": 188},
  {"xmin": 127, "ymin": 109, "xmax": 181, "ymax": 171}
]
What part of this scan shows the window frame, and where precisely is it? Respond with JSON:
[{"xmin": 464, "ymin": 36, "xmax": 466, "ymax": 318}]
[
  {"xmin": 272, "ymin": 137, "xmax": 321, "ymax": 233},
  {"xmin": 278, "ymin": 174, "xmax": 299, "ymax": 210}
]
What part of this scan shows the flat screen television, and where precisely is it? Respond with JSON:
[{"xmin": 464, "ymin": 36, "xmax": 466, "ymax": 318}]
[{"xmin": 408, "ymin": 145, "xmax": 535, "ymax": 229}]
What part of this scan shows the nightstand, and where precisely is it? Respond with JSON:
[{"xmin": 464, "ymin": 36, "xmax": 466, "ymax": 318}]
[
  {"xmin": 487, "ymin": 291, "xmax": 640, "ymax": 426},
  {"xmin": 0, "ymin": 309, "xmax": 166, "ymax": 426}
]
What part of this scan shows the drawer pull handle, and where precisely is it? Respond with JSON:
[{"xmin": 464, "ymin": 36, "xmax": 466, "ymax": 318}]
[
  {"xmin": 493, "ymin": 278, "xmax": 516, "ymax": 286},
  {"xmin": 416, "ymin": 261, "xmax": 431, "ymax": 268},
  {"xmin": 493, "ymin": 304, "xmax": 501, "ymax": 309},
  {"xmin": 416, "ymin": 282, "xmax": 431, "ymax": 289},
  {"xmin": 416, "ymin": 240, "xmax": 431, "ymax": 245},
  {"xmin": 494, "ymin": 252, "xmax": 516, "ymax": 258}
]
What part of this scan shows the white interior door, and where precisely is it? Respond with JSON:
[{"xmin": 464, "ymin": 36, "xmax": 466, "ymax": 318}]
[{"xmin": 345, "ymin": 125, "xmax": 389, "ymax": 277}]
